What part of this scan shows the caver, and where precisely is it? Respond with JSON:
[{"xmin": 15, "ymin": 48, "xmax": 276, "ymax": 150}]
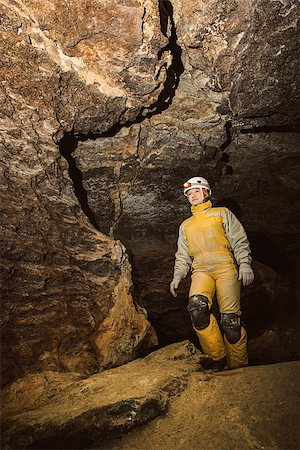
[{"xmin": 170, "ymin": 177, "xmax": 254, "ymax": 371}]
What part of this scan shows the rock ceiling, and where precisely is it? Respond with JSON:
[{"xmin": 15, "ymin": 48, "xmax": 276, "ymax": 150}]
[{"xmin": 1, "ymin": 0, "xmax": 300, "ymax": 386}]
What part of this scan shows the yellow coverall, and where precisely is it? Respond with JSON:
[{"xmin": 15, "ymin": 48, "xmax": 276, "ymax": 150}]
[{"xmin": 173, "ymin": 200, "xmax": 251, "ymax": 368}]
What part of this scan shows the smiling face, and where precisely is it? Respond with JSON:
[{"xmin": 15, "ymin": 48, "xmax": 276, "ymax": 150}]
[{"xmin": 187, "ymin": 187, "xmax": 208, "ymax": 206}]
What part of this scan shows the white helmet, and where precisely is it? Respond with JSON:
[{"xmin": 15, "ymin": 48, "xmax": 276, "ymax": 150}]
[{"xmin": 183, "ymin": 177, "xmax": 211, "ymax": 196}]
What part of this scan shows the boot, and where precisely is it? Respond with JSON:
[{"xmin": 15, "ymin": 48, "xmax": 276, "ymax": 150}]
[{"xmin": 199, "ymin": 356, "xmax": 227, "ymax": 372}]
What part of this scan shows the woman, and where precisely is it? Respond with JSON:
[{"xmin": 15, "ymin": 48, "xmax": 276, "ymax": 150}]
[{"xmin": 170, "ymin": 177, "xmax": 254, "ymax": 371}]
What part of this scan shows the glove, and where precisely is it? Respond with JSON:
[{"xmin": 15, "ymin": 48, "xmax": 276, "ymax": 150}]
[
  {"xmin": 238, "ymin": 263, "xmax": 254, "ymax": 287},
  {"xmin": 170, "ymin": 277, "xmax": 181, "ymax": 297}
]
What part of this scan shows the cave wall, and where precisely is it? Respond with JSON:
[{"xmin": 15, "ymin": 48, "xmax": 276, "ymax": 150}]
[
  {"xmin": 1, "ymin": 0, "xmax": 300, "ymax": 385},
  {"xmin": 0, "ymin": 0, "xmax": 170, "ymax": 385}
]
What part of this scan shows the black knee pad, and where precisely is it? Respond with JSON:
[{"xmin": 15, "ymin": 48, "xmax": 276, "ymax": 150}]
[
  {"xmin": 187, "ymin": 295, "xmax": 210, "ymax": 330},
  {"xmin": 220, "ymin": 313, "xmax": 241, "ymax": 344}
]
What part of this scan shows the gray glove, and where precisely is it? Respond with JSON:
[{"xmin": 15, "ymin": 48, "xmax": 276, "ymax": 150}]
[
  {"xmin": 170, "ymin": 276, "xmax": 182, "ymax": 297},
  {"xmin": 238, "ymin": 263, "xmax": 254, "ymax": 287}
]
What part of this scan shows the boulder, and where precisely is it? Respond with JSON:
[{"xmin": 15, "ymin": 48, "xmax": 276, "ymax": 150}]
[
  {"xmin": 2, "ymin": 342, "xmax": 300, "ymax": 450},
  {"xmin": 1, "ymin": 341, "xmax": 201, "ymax": 449}
]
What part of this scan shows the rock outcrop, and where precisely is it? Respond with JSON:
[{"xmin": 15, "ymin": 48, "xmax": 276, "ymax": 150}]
[
  {"xmin": 72, "ymin": 0, "xmax": 300, "ymax": 350},
  {"xmin": 98, "ymin": 357, "xmax": 300, "ymax": 450},
  {"xmin": 1, "ymin": 341, "xmax": 200, "ymax": 449},
  {"xmin": 0, "ymin": 0, "xmax": 171, "ymax": 385}
]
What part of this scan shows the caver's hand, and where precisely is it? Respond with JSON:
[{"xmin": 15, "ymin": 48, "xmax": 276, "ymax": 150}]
[
  {"xmin": 170, "ymin": 277, "xmax": 182, "ymax": 297},
  {"xmin": 238, "ymin": 263, "xmax": 254, "ymax": 287}
]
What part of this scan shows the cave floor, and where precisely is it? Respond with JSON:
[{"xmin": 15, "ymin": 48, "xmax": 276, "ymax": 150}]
[{"xmin": 96, "ymin": 361, "xmax": 300, "ymax": 450}]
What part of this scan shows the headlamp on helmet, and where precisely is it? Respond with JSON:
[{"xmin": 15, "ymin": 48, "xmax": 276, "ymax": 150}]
[{"xmin": 183, "ymin": 177, "xmax": 211, "ymax": 196}]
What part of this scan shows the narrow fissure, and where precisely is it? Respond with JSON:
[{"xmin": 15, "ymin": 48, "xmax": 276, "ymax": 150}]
[
  {"xmin": 58, "ymin": 134, "xmax": 100, "ymax": 230},
  {"xmin": 220, "ymin": 121, "xmax": 232, "ymax": 150},
  {"xmin": 240, "ymin": 124, "xmax": 299, "ymax": 134},
  {"xmin": 217, "ymin": 121, "xmax": 233, "ymax": 175}
]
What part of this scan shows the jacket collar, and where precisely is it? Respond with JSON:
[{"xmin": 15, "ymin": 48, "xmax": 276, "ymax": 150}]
[{"xmin": 191, "ymin": 200, "xmax": 212, "ymax": 215}]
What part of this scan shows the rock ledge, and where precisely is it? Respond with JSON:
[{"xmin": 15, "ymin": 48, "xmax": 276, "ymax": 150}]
[{"xmin": 1, "ymin": 341, "xmax": 201, "ymax": 449}]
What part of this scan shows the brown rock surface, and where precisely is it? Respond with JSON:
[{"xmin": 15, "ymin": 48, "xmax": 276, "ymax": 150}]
[
  {"xmin": 72, "ymin": 0, "xmax": 300, "ymax": 353},
  {"xmin": 1, "ymin": 342, "xmax": 300, "ymax": 450},
  {"xmin": 0, "ymin": 0, "xmax": 170, "ymax": 385},
  {"xmin": 98, "ymin": 359, "xmax": 300, "ymax": 450},
  {"xmin": 1, "ymin": 341, "xmax": 201, "ymax": 449}
]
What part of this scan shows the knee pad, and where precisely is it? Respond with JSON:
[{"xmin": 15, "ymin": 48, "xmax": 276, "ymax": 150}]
[
  {"xmin": 187, "ymin": 295, "xmax": 210, "ymax": 330},
  {"xmin": 220, "ymin": 313, "xmax": 241, "ymax": 344}
]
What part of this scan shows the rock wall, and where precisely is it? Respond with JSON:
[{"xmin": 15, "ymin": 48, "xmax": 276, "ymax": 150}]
[
  {"xmin": 0, "ymin": 0, "xmax": 170, "ymax": 385},
  {"xmin": 1, "ymin": 0, "xmax": 300, "ymax": 386}
]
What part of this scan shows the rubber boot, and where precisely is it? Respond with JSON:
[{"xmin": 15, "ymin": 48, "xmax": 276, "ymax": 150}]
[{"xmin": 200, "ymin": 356, "xmax": 227, "ymax": 372}]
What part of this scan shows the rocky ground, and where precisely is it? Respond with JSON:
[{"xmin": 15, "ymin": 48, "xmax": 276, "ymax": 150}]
[
  {"xmin": 1, "ymin": 341, "xmax": 300, "ymax": 450},
  {"xmin": 97, "ymin": 362, "xmax": 300, "ymax": 450}
]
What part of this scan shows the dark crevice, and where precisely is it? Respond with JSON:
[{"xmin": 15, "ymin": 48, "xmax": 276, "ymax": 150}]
[
  {"xmin": 215, "ymin": 122, "xmax": 299, "ymax": 179},
  {"xmin": 217, "ymin": 121, "xmax": 233, "ymax": 175},
  {"xmin": 240, "ymin": 125, "xmax": 300, "ymax": 134},
  {"xmin": 101, "ymin": 1, "xmax": 184, "ymax": 135},
  {"xmin": 158, "ymin": 0, "xmax": 169, "ymax": 36},
  {"xmin": 220, "ymin": 121, "xmax": 232, "ymax": 151},
  {"xmin": 58, "ymin": 134, "xmax": 100, "ymax": 230}
]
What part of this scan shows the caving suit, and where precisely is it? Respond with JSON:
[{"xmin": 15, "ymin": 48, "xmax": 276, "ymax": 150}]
[{"xmin": 173, "ymin": 200, "xmax": 251, "ymax": 368}]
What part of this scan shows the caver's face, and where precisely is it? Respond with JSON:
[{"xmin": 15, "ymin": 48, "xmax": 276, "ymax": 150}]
[{"xmin": 187, "ymin": 187, "xmax": 205, "ymax": 206}]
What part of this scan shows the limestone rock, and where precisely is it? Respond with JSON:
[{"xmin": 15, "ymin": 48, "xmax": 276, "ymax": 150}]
[
  {"xmin": 170, "ymin": 0, "xmax": 300, "ymax": 129},
  {"xmin": 248, "ymin": 329, "xmax": 295, "ymax": 365},
  {"xmin": 1, "ymin": 0, "xmax": 300, "ymax": 388},
  {"xmin": 216, "ymin": 132, "xmax": 300, "ymax": 261},
  {"xmin": 1, "ymin": 372, "xmax": 84, "ymax": 418},
  {"xmin": 72, "ymin": 0, "xmax": 300, "ymax": 354},
  {"xmin": 0, "ymin": 0, "xmax": 170, "ymax": 385},
  {"xmin": 2, "ymin": 343, "xmax": 300, "ymax": 450},
  {"xmin": 1, "ymin": 341, "xmax": 201, "ymax": 449}
]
